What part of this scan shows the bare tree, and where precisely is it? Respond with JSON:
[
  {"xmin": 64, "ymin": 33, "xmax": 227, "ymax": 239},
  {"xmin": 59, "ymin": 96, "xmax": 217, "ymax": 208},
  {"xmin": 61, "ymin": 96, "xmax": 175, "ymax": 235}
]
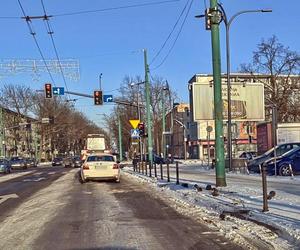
[{"xmin": 240, "ymin": 36, "xmax": 300, "ymax": 122}]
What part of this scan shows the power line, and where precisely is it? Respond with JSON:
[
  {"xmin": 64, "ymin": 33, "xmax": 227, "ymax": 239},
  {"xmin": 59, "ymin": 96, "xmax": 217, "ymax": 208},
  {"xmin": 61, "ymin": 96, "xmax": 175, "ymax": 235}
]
[
  {"xmin": 52, "ymin": 0, "xmax": 180, "ymax": 17},
  {"xmin": 149, "ymin": 0, "xmax": 190, "ymax": 65},
  {"xmin": 17, "ymin": 0, "xmax": 56, "ymax": 85},
  {"xmin": 151, "ymin": 0, "xmax": 193, "ymax": 71},
  {"xmin": 40, "ymin": 0, "xmax": 70, "ymax": 95}
]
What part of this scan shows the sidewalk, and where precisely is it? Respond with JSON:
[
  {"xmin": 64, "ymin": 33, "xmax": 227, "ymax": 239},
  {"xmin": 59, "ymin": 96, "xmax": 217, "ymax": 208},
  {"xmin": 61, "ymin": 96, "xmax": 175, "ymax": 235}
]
[{"xmin": 123, "ymin": 166, "xmax": 300, "ymax": 249}]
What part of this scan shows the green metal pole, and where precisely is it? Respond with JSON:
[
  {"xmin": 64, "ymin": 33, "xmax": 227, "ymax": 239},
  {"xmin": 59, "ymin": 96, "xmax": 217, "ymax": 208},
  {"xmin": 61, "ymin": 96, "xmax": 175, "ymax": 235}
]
[
  {"xmin": 144, "ymin": 49, "xmax": 153, "ymax": 165},
  {"xmin": 210, "ymin": 0, "xmax": 226, "ymax": 186},
  {"xmin": 118, "ymin": 114, "xmax": 123, "ymax": 162},
  {"xmin": 0, "ymin": 107, "xmax": 3, "ymax": 157},
  {"xmin": 162, "ymin": 92, "xmax": 166, "ymax": 159}
]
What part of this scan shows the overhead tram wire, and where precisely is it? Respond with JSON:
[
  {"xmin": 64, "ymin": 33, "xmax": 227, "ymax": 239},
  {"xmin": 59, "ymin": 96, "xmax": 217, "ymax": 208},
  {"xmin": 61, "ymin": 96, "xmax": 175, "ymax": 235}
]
[
  {"xmin": 149, "ymin": 0, "xmax": 190, "ymax": 65},
  {"xmin": 151, "ymin": 0, "xmax": 193, "ymax": 71},
  {"xmin": 40, "ymin": 0, "xmax": 70, "ymax": 98},
  {"xmin": 17, "ymin": 0, "xmax": 56, "ymax": 86},
  {"xmin": 52, "ymin": 0, "xmax": 180, "ymax": 17}
]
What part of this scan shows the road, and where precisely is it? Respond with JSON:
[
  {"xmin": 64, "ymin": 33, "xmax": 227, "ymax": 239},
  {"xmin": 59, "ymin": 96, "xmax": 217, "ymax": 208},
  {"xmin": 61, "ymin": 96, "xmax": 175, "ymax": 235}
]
[{"xmin": 0, "ymin": 165, "xmax": 242, "ymax": 250}]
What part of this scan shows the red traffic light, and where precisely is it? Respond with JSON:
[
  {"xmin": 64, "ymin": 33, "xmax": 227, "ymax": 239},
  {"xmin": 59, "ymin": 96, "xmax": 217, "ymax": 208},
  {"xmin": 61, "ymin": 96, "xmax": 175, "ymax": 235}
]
[
  {"xmin": 94, "ymin": 90, "xmax": 103, "ymax": 105},
  {"xmin": 44, "ymin": 83, "xmax": 52, "ymax": 98}
]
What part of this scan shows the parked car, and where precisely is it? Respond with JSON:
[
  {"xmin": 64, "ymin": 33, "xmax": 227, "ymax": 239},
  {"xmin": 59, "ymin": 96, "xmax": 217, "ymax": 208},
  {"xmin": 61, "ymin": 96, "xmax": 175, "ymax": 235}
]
[
  {"xmin": 81, "ymin": 154, "xmax": 120, "ymax": 183},
  {"xmin": 63, "ymin": 157, "xmax": 73, "ymax": 168},
  {"xmin": 264, "ymin": 147, "xmax": 300, "ymax": 176},
  {"xmin": 52, "ymin": 157, "xmax": 63, "ymax": 166},
  {"xmin": 10, "ymin": 156, "xmax": 27, "ymax": 170},
  {"xmin": 0, "ymin": 159, "xmax": 12, "ymax": 174},
  {"xmin": 72, "ymin": 156, "xmax": 82, "ymax": 168},
  {"xmin": 247, "ymin": 143, "xmax": 300, "ymax": 173}
]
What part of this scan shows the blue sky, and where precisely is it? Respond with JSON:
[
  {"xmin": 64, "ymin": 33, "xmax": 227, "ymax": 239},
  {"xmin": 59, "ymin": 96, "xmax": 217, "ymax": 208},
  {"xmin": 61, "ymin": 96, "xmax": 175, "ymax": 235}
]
[{"xmin": 1, "ymin": 0, "xmax": 299, "ymax": 128}]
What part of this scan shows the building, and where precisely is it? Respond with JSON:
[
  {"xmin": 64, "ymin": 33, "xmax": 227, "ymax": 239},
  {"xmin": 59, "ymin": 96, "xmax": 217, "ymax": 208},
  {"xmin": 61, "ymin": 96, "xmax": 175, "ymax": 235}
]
[
  {"xmin": 0, "ymin": 106, "xmax": 39, "ymax": 158},
  {"xmin": 164, "ymin": 103, "xmax": 190, "ymax": 159}
]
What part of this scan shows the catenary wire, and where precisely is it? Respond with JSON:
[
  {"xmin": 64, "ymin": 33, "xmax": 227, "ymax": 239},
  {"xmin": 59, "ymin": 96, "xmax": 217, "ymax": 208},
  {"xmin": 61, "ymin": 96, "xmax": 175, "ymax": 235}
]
[
  {"xmin": 41, "ymin": 0, "xmax": 70, "ymax": 96},
  {"xmin": 149, "ymin": 0, "xmax": 190, "ymax": 65},
  {"xmin": 151, "ymin": 0, "xmax": 193, "ymax": 71},
  {"xmin": 52, "ymin": 0, "xmax": 180, "ymax": 17},
  {"xmin": 17, "ymin": 0, "xmax": 56, "ymax": 86}
]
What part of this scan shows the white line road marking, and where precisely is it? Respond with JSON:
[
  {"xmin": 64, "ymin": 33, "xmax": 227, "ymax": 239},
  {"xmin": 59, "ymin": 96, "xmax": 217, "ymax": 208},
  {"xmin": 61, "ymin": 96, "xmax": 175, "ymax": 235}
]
[
  {"xmin": 0, "ymin": 193, "xmax": 19, "ymax": 205},
  {"xmin": 23, "ymin": 177, "xmax": 46, "ymax": 182},
  {"xmin": 48, "ymin": 172, "xmax": 56, "ymax": 175},
  {"xmin": 0, "ymin": 171, "xmax": 35, "ymax": 183}
]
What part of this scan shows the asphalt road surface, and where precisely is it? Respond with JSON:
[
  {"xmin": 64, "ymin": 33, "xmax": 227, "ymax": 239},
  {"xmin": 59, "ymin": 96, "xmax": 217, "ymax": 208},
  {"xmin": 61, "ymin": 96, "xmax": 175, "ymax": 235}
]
[{"xmin": 0, "ymin": 165, "xmax": 242, "ymax": 250}]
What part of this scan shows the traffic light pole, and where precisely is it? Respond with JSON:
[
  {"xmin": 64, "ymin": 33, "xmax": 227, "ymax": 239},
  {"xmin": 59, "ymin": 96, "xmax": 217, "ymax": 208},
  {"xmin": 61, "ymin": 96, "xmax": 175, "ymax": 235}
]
[
  {"xmin": 210, "ymin": 0, "xmax": 226, "ymax": 187},
  {"xmin": 144, "ymin": 49, "xmax": 153, "ymax": 165}
]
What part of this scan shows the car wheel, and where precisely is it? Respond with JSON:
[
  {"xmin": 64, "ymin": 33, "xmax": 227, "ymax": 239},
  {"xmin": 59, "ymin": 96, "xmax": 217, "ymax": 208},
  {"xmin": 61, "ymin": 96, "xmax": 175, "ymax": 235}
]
[{"xmin": 279, "ymin": 163, "xmax": 292, "ymax": 176}]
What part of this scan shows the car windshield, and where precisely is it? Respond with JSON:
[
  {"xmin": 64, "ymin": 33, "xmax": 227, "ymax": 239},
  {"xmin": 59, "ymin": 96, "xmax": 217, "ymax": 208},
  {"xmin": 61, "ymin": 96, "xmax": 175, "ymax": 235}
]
[
  {"xmin": 74, "ymin": 157, "xmax": 81, "ymax": 161},
  {"xmin": 87, "ymin": 155, "xmax": 114, "ymax": 162},
  {"xmin": 54, "ymin": 158, "xmax": 62, "ymax": 161}
]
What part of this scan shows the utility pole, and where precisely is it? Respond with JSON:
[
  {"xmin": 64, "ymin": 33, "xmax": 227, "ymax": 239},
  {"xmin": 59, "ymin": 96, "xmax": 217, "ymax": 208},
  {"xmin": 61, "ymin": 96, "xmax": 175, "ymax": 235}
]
[
  {"xmin": 210, "ymin": 0, "xmax": 226, "ymax": 186},
  {"xmin": 118, "ymin": 114, "xmax": 123, "ymax": 162},
  {"xmin": 144, "ymin": 49, "xmax": 153, "ymax": 165}
]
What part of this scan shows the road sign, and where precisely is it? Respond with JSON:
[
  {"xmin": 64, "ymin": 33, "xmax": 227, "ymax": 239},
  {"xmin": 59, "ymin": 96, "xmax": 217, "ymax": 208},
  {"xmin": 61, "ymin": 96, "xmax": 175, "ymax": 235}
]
[
  {"xmin": 131, "ymin": 129, "xmax": 140, "ymax": 139},
  {"xmin": 129, "ymin": 119, "xmax": 140, "ymax": 129},
  {"xmin": 53, "ymin": 87, "xmax": 65, "ymax": 96},
  {"xmin": 103, "ymin": 95, "xmax": 113, "ymax": 103}
]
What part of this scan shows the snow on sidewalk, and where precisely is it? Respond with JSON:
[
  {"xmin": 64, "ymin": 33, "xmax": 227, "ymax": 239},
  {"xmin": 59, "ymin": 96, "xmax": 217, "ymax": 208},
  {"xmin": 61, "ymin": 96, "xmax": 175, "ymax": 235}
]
[{"xmin": 123, "ymin": 167, "xmax": 300, "ymax": 249}]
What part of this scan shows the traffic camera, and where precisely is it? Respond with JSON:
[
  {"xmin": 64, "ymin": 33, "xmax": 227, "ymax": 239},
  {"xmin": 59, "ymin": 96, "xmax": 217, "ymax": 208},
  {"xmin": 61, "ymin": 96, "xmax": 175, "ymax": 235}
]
[
  {"xmin": 94, "ymin": 90, "xmax": 103, "ymax": 105},
  {"xmin": 44, "ymin": 83, "xmax": 52, "ymax": 98}
]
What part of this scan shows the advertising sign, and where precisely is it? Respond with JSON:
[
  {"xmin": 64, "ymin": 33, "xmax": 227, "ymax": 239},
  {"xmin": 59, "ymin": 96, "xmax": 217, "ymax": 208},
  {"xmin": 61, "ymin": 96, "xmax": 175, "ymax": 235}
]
[{"xmin": 192, "ymin": 82, "xmax": 265, "ymax": 121}]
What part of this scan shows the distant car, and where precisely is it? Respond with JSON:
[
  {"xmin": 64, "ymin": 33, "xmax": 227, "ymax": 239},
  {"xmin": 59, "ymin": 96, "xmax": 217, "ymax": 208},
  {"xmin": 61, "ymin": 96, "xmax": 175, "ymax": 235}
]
[
  {"xmin": 72, "ymin": 156, "xmax": 82, "ymax": 168},
  {"xmin": 25, "ymin": 158, "xmax": 37, "ymax": 168},
  {"xmin": 239, "ymin": 151, "xmax": 257, "ymax": 161},
  {"xmin": 264, "ymin": 147, "xmax": 300, "ymax": 176},
  {"xmin": 247, "ymin": 143, "xmax": 300, "ymax": 173},
  {"xmin": 63, "ymin": 157, "xmax": 73, "ymax": 168},
  {"xmin": 0, "ymin": 159, "xmax": 12, "ymax": 174},
  {"xmin": 81, "ymin": 154, "xmax": 120, "ymax": 183},
  {"xmin": 10, "ymin": 157, "xmax": 27, "ymax": 170},
  {"xmin": 52, "ymin": 157, "xmax": 63, "ymax": 166}
]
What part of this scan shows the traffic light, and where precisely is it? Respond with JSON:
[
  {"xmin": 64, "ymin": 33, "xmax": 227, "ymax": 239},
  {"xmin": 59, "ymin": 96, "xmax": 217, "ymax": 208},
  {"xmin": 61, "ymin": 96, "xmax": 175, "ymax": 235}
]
[
  {"xmin": 94, "ymin": 90, "xmax": 103, "ymax": 105},
  {"xmin": 45, "ymin": 83, "xmax": 52, "ymax": 98},
  {"xmin": 138, "ymin": 123, "xmax": 145, "ymax": 136}
]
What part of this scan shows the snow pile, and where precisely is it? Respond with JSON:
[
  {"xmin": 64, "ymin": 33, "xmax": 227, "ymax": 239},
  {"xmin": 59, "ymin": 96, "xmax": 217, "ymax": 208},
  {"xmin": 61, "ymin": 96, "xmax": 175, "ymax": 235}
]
[{"xmin": 123, "ymin": 167, "xmax": 299, "ymax": 249}]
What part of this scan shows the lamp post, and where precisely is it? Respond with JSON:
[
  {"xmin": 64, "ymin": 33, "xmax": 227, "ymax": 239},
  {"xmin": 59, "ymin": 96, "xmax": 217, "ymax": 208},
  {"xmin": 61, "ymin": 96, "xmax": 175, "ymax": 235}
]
[
  {"xmin": 216, "ymin": 5, "xmax": 272, "ymax": 170},
  {"xmin": 99, "ymin": 73, "xmax": 103, "ymax": 90}
]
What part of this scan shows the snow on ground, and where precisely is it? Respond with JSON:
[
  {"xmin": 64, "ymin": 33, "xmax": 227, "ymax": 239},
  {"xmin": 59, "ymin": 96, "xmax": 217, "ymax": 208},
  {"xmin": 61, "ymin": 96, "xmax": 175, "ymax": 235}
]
[{"xmin": 123, "ymin": 165, "xmax": 300, "ymax": 250}]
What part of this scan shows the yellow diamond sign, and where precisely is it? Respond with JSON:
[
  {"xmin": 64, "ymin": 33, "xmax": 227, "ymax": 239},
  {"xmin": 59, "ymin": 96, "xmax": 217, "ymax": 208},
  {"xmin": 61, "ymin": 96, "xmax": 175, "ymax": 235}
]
[{"xmin": 129, "ymin": 119, "xmax": 140, "ymax": 129}]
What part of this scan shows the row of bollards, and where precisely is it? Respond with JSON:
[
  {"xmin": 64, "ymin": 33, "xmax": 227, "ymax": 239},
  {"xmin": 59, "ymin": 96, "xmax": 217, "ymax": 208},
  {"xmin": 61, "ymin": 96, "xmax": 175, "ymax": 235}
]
[{"xmin": 133, "ymin": 160, "xmax": 180, "ymax": 185}]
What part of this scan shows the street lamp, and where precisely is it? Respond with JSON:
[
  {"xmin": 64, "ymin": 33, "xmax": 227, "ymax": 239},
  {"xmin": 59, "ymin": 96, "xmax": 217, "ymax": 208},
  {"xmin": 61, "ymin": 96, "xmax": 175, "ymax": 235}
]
[
  {"xmin": 99, "ymin": 73, "xmax": 103, "ymax": 90},
  {"xmin": 217, "ymin": 5, "xmax": 272, "ymax": 170},
  {"xmin": 196, "ymin": 6, "xmax": 272, "ymax": 169}
]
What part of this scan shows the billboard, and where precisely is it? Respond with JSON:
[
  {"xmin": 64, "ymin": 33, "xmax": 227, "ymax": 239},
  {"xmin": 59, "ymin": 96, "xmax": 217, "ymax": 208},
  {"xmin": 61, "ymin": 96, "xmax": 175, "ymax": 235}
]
[{"xmin": 192, "ymin": 82, "xmax": 265, "ymax": 121}]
